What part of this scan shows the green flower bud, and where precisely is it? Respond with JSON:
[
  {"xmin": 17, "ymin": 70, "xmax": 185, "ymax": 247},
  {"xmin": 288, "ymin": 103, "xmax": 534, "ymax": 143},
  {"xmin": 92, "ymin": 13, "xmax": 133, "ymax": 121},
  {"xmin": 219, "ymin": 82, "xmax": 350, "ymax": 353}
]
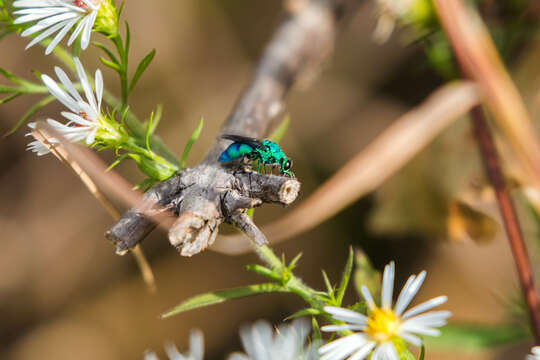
[{"xmin": 94, "ymin": 0, "xmax": 118, "ymax": 38}]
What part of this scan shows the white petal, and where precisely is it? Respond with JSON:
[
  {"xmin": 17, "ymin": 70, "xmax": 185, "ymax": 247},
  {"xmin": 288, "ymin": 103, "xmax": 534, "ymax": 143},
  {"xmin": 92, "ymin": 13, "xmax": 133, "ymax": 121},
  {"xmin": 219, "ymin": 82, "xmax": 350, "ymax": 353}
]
[
  {"xmin": 381, "ymin": 262, "xmax": 395, "ymax": 309},
  {"xmin": 323, "ymin": 307, "xmax": 368, "ymax": 325},
  {"xmin": 348, "ymin": 342, "xmax": 376, "ymax": 360},
  {"xmin": 74, "ymin": 57, "xmax": 97, "ymax": 112},
  {"xmin": 360, "ymin": 286, "xmax": 376, "ymax": 311},
  {"xmin": 67, "ymin": 15, "xmax": 87, "ymax": 45},
  {"xmin": 95, "ymin": 69, "xmax": 103, "ymax": 112},
  {"xmin": 24, "ymin": 20, "xmax": 67, "ymax": 48},
  {"xmin": 371, "ymin": 342, "xmax": 398, "ymax": 360},
  {"xmin": 61, "ymin": 111, "xmax": 94, "ymax": 126},
  {"xmin": 394, "ymin": 271, "xmax": 426, "ymax": 316},
  {"xmin": 41, "ymin": 74, "xmax": 80, "ymax": 113},
  {"xmin": 401, "ymin": 296, "xmax": 447, "ymax": 320},
  {"xmin": 85, "ymin": 127, "xmax": 98, "ymax": 144},
  {"xmin": 80, "ymin": 10, "xmax": 97, "ymax": 50},
  {"xmin": 320, "ymin": 335, "xmax": 367, "ymax": 360},
  {"xmin": 398, "ymin": 332, "xmax": 423, "ymax": 347},
  {"xmin": 54, "ymin": 66, "xmax": 83, "ymax": 103},
  {"xmin": 320, "ymin": 324, "xmax": 366, "ymax": 332},
  {"xmin": 45, "ymin": 17, "xmax": 77, "ymax": 54}
]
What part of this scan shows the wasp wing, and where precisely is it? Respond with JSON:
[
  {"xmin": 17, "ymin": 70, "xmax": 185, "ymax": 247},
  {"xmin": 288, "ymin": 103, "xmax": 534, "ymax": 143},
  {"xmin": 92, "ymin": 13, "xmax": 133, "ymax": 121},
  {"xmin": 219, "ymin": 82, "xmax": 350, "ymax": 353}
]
[{"xmin": 221, "ymin": 134, "xmax": 264, "ymax": 149}]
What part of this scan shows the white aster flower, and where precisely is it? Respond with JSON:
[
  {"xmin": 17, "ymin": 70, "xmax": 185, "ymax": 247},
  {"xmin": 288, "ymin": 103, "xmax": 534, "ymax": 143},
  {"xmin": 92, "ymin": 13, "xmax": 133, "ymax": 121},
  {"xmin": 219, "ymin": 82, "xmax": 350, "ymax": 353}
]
[
  {"xmin": 528, "ymin": 346, "xmax": 540, "ymax": 360},
  {"xmin": 319, "ymin": 261, "xmax": 451, "ymax": 360},
  {"xmin": 13, "ymin": 0, "xmax": 101, "ymax": 54},
  {"xmin": 229, "ymin": 319, "xmax": 319, "ymax": 360},
  {"xmin": 144, "ymin": 329, "xmax": 204, "ymax": 360},
  {"xmin": 27, "ymin": 57, "xmax": 105, "ymax": 156}
]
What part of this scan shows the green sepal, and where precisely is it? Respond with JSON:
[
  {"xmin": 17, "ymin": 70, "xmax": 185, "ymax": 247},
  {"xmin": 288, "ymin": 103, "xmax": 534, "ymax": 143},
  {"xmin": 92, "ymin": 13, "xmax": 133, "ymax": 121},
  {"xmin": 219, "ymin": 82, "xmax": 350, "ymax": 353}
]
[
  {"xmin": 161, "ymin": 283, "xmax": 286, "ymax": 318},
  {"xmin": 312, "ymin": 317, "xmax": 322, "ymax": 343}
]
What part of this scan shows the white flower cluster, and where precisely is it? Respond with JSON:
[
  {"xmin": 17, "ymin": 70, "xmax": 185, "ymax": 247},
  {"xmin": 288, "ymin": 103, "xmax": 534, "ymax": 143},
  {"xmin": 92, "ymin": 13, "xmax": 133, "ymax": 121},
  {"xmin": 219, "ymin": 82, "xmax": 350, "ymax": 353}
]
[
  {"xmin": 27, "ymin": 57, "xmax": 104, "ymax": 155},
  {"xmin": 13, "ymin": 0, "xmax": 101, "ymax": 54}
]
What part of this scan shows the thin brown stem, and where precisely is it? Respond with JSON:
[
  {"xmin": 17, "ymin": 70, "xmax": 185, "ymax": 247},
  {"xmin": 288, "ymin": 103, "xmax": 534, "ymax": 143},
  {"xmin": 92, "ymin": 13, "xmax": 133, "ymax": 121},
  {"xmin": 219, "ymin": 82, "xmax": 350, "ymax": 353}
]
[{"xmin": 470, "ymin": 106, "xmax": 540, "ymax": 343}]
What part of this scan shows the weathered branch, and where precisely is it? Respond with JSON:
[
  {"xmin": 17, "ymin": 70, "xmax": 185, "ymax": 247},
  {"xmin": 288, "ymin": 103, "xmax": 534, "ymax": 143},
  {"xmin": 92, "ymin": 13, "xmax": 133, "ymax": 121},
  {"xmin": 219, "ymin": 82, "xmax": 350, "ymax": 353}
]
[{"xmin": 106, "ymin": 0, "xmax": 358, "ymax": 256}]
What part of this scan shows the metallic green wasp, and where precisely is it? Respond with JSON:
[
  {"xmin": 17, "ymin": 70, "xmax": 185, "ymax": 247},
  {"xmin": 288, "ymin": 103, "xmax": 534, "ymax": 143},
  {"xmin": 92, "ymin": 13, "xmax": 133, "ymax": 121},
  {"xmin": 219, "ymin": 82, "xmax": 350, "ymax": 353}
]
[{"xmin": 219, "ymin": 134, "xmax": 294, "ymax": 177}]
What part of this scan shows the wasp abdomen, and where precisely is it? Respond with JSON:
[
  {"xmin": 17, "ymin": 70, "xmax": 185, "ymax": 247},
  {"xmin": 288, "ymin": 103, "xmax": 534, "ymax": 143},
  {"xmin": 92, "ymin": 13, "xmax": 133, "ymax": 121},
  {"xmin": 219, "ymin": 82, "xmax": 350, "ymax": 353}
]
[{"xmin": 219, "ymin": 142, "xmax": 255, "ymax": 162}]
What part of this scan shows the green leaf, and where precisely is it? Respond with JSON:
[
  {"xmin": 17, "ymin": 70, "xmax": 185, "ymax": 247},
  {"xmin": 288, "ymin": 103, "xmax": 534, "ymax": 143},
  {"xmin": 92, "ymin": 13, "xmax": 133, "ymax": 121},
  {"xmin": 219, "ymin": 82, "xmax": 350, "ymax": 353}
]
[
  {"xmin": 129, "ymin": 49, "xmax": 155, "ymax": 93},
  {"xmin": 285, "ymin": 308, "xmax": 321, "ymax": 320},
  {"xmin": 148, "ymin": 104, "xmax": 163, "ymax": 134},
  {"xmin": 124, "ymin": 22, "xmax": 130, "ymax": 57},
  {"xmin": 4, "ymin": 95, "xmax": 55, "ymax": 137},
  {"xmin": 0, "ymin": 92, "xmax": 21, "ymax": 104},
  {"xmin": 321, "ymin": 270, "xmax": 334, "ymax": 296},
  {"xmin": 93, "ymin": 41, "xmax": 120, "ymax": 65},
  {"xmin": 100, "ymin": 57, "xmax": 122, "ymax": 72},
  {"xmin": 312, "ymin": 317, "xmax": 322, "ymax": 343},
  {"xmin": 419, "ymin": 345, "xmax": 425, "ymax": 360},
  {"xmin": 106, "ymin": 153, "xmax": 130, "ymax": 172},
  {"xmin": 145, "ymin": 111, "xmax": 154, "ymax": 152},
  {"xmin": 0, "ymin": 68, "xmax": 22, "ymax": 84},
  {"xmin": 161, "ymin": 283, "xmax": 286, "ymax": 318},
  {"xmin": 399, "ymin": 349, "xmax": 416, "ymax": 360},
  {"xmin": 269, "ymin": 114, "xmax": 290, "ymax": 143},
  {"xmin": 424, "ymin": 323, "xmax": 528, "ymax": 350},
  {"xmin": 336, "ymin": 246, "xmax": 354, "ymax": 306},
  {"xmin": 288, "ymin": 252, "xmax": 303, "ymax": 271},
  {"xmin": 180, "ymin": 118, "xmax": 204, "ymax": 169},
  {"xmin": 246, "ymin": 264, "xmax": 280, "ymax": 281}
]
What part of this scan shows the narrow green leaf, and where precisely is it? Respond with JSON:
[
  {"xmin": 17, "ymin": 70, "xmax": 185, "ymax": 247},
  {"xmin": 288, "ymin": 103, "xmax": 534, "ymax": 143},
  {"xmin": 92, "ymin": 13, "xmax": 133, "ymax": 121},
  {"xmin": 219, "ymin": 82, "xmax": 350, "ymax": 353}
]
[
  {"xmin": 0, "ymin": 86, "xmax": 17, "ymax": 93},
  {"xmin": 0, "ymin": 68, "xmax": 22, "ymax": 84},
  {"xmin": 149, "ymin": 104, "xmax": 163, "ymax": 134},
  {"xmin": 312, "ymin": 317, "xmax": 322, "ymax": 343},
  {"xmin": 4, "ymin": 95, "xmax": 54, "ymax": 137},
  {"xmin": 93, "ymin": 41, "xmax": 120, "ymax": 64},
  {"xmin": 269, "ymin": 114, "xmax": 290, "ymax": 143},
  {"xmin": 336, "ymin": 247, "xmax": 354, "ymax": 306},
  {"xmin": 321, "ymin": 270, "xmax": 334, "ymax": 295},
  {"xmin": 246, "ymin": 264, "xmax": 280, "ymax": 281},
  {"xmin": 288, "ymin": 252, "xmax": 303, "ymax": 271},
  {"xmin": 0, "ymin": 92, "xmax": 21, "ymax": 104},
  {"xmin": 100, "ymin": 57, "xmax": 122, "ymax": 72},
  {"xmin": 129, "ymin": 49, "xmax": 155, "ymax": 93},
  {"xmin": 161, "ymin": 283, "xmax": 285, "ymax": 318},
  {"xmin": 180, "ymin": 118, "xmax": 204, "ymax": 169},
  {"xmin": 106, "ymin": 153, "xmax": 130, "ymax": 172},
  {"xmin": 419, "ymin": 345, "xmax": 425, "ymax": 360},
  {"xmin": 424, "ymin": 323, "xmax": 528, "ymax": 350},
  {"xmin": 285, "ymin": 308, "xmax": 321, "ymax": 320},
  {"xmin": 124, "ymin": 21, "xmax": 130, "ymax": 57},
  {"xmin": 145, "ymin": 111, "xmax": 153, "ymax": 152}
]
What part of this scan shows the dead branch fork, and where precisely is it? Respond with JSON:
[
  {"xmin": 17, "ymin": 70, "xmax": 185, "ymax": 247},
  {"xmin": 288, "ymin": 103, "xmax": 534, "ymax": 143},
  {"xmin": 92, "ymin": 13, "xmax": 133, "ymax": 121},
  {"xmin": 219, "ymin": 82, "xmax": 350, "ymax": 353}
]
[{"xmin": 106, "ymin": 0, "xmax": 358, "ymax": 256}]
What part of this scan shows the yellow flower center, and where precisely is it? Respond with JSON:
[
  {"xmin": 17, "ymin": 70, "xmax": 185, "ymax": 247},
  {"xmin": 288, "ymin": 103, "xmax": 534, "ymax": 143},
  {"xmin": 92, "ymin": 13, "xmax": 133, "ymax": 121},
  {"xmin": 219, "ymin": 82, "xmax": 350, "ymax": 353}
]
[{"xmin": 365, "ymin": 307, "xmax": 401, "ymax": 342}]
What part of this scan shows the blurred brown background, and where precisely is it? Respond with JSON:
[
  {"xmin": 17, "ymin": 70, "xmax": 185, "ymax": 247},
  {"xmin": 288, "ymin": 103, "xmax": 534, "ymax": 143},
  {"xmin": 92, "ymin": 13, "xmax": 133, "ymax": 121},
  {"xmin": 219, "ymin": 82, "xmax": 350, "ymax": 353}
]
[{"xmin": 1, "ymin": 1, "xmax": 540, "ymax": 359}]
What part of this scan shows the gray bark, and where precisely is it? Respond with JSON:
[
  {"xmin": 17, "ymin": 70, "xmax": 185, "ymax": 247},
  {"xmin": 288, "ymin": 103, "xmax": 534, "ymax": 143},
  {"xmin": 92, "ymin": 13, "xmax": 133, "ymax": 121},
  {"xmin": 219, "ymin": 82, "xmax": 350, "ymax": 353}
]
[{"xmin": 106, "ymin": 0, "xmax": 360, "ymax": 256}]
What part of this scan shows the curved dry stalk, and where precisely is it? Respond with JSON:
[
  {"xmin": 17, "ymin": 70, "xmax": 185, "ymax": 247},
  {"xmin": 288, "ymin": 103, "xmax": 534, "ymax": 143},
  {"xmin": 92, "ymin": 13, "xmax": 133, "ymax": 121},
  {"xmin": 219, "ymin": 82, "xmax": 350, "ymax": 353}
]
[
  {"xmin": 31, "ymin": 125, "xmax": 156, "ymax": 293},
  {"xmin": 211, "ymin": 81, "xmax": 481, "ymax": 255},
  {"xmin": 433, "ymin": 0, "xmax": 540, "ymax": 343},
  {"xmin": 433, "ymin": 0, "xmax": 540, "ymax": 187}
]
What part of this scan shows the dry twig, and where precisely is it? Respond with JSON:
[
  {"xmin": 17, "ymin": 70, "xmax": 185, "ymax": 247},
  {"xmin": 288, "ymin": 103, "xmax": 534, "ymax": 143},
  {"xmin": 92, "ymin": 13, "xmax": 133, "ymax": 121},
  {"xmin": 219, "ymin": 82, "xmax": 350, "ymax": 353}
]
[
  {"xmin": 212, "ymin": 81, "xmax": 481, "ymax": 254},
  {"xmin": 106, "ymin": 0, "xmax": 360, "ymax": 256}
]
